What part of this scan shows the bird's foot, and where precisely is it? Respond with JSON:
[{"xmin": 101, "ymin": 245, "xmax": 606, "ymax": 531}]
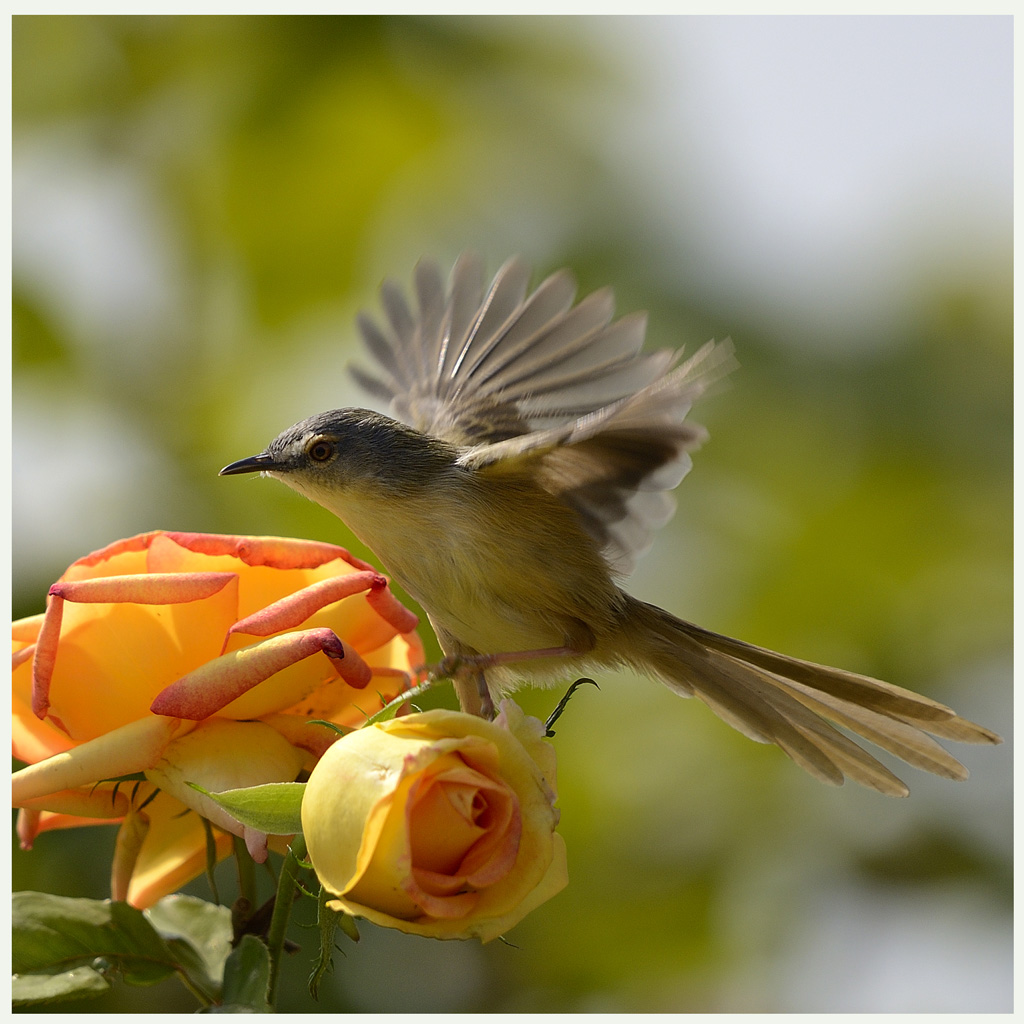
[
  {"xmin": 425, "ymin": 644, "xmax": 580, "ymax": 721},
  {"xmin": 426, "ymin": 655, "xmax": 496, "ymax": 719}
]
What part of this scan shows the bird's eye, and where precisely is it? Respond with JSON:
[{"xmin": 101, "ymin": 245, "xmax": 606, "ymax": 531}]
[{"xmin": 307, "ymin": 439, "xmax": 334, "ymax": 462}]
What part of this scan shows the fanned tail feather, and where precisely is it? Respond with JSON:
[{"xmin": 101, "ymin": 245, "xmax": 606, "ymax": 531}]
[{"xmin": 626, "ymin": 598, "xmax": 1000, "ymax": 796}]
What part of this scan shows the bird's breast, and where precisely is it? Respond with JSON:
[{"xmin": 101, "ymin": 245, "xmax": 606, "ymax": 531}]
[{"xmin": 319, "ymin": 476, "xmax": 621, "ymax": 657}]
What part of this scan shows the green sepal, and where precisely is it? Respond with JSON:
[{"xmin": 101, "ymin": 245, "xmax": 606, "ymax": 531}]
[
  {"xmin": 187, "ymin": 781, "xmax": 305, "ymax": 835},
  {"xmin": 362, "ymin": 678, "xmax": 439, "ymax": 727},
  {"xmin": 305, "ymin": 718, "xmax": 351, "ymax": 736},
  {"xmin": 336, "ymin": 909, "xmax": 360, "ymax": 943}
]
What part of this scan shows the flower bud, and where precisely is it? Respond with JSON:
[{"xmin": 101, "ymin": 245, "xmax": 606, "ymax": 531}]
[{"xmin": 301, "ymin": 701, "xmax": 567, "ymax": 941}]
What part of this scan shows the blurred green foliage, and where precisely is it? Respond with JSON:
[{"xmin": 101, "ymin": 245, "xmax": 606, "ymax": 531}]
[{"xmin": 13, "ymin": 15, "xmax": 1011, "ymax": 1013}]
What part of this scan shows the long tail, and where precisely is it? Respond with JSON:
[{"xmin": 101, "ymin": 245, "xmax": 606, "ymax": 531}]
[{"xmin": 624, "ymin": 597, "xmax": 1001, "ymax": 796}]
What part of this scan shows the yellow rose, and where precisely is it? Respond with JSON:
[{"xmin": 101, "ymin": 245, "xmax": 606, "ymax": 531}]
[
  {"xmin": 301, "ymin": 700, "xmax": 567, "ymax": 942},
  {"xmin": 12, "ymin": 530, "xmax": 422, "ymax": 907}
]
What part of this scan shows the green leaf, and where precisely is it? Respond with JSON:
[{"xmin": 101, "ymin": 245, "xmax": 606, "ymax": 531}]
[
  {"xmin": 12, "ymin": 964, "xmax": 111, "ymax": 1005},
  {"xmin": 146, "ymin": 895, "xmax": 232, "ymax": 1001},
  {"xmin": 219, "ymin": 934, "xmax": 272, "ymax": 1013},
  {"xmin": 188, "ymin": 781, "xmax": 305, "ymax": 835},
  {"xmin": 11, "ymin": 892, "xmax": 187, "ymax": 1005}
]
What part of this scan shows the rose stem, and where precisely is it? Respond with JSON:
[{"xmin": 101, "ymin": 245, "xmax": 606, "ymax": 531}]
[{"xmin": 266, "ymin": 835, "xmax": 307, "ymax": 1006}]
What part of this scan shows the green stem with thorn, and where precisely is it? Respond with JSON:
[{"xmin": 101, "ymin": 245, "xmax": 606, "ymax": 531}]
[{"xmin": 266, "ymin": 834, "xmax": 307, "ymax": 1007}]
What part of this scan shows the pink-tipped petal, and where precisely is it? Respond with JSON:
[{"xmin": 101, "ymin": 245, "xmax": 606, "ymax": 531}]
[
  {"xmin": 227, "ymin": 571, "xmax": 384, "ymax": 639},
  {"xmin": 27, "ymin": 810, "xmax": 125, "ymax": 835},
  {"xmin": 32, "ymin": 574, "xmax": 237, "ymax": 722},
  {"xmin": 332, "ymin": 644, "xmax": 373, "ymax": 688},
  {"xmin": 150, "ymin": 628, "xmax": 353, "ymax": 721},
  {"xmin": 31, "ymin": 593, "xmax": 65, "ymax": 719},
  {"xmin": 243, "ymin": 826, "xmax": 270, "ymax": 864},
  {"xmin": 17, "ymin": 808, "xmax": 41, "ymax": 850},
  {"xmin": 12, "ymin": 716, "xmax": 194, "ymax": 805},
  {"xmin": 15, "ymin": 785, "xmax": 132, "ymax": 820},
  {"xmin": 164, "ymin": 532, "xmax": 373, "ymax": 572},
  {"xmin": 366, "ymin": 578, "xmax": 420, "ymax": 634},
  {"xmin": 49, "ymin": 572, "xmax": 237, "ymax": 606},
  {"xmin": 370, "ymin": 666, "xmax": 414, "ymax": 685}
]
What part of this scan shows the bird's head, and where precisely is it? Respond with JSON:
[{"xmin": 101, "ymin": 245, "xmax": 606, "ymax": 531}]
[{"xmin": 220, "ymin": 408, "xmax": 458, "ymax": 506}]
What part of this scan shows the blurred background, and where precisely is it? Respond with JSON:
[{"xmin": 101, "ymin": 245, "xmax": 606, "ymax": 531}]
[{"xmin": 12, "ymin": 15, "xmax": 1011, "ymax": 1013}]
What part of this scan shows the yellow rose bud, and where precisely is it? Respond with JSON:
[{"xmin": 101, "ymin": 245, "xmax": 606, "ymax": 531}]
[{"xmin": 301, "ymin": 700, "xmax": 568, "ymax": 942}]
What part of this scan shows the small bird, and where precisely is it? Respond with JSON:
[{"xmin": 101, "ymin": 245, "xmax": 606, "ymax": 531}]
[{"xmin": 221, "ymin": 253, "xmax": 999, "ymax": 796}]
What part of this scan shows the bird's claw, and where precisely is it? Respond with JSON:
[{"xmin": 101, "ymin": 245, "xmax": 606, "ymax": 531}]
[{"xmin": 422, "ymin": 655, "xmax": 496, "ymax": 720}]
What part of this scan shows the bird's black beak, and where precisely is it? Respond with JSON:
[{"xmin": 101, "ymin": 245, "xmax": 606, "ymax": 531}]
[{"xmin": 219, "ymin": 452, "xmax": 275, "ymax": 476}]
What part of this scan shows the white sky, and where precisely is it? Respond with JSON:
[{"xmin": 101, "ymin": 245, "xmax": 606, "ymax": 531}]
[{"xmin": 594, "ymin": 15, "xmax": 1012, "ymax": 346}]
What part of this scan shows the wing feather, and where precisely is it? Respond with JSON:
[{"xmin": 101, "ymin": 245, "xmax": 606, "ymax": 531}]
[{"xmin": 352, "ymin": 253, "xmax": 735, "ymax": 574}]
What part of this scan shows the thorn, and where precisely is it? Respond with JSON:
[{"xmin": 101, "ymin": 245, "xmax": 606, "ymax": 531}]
[{"xmin": 545, "ymin": 678, "xmax": 599, "ymax": 736}]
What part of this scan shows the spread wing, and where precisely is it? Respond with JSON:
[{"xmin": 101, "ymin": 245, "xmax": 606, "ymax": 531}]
[{"xmin": 351, "ymin": 253, "xmax": 736, "ymax": 575}]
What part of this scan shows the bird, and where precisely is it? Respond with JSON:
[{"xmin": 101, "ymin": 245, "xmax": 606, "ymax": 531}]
[{"xmin": 220, "ymin": 252, "xmax": 1000, "ymax": 796}]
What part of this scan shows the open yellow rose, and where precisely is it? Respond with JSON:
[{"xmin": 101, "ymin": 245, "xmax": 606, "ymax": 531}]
[
  {"xmin": 301, "ymin": 700, "xmax": 567, "ymax": 942},
  {"xmin": 12, "ymin": 530, "xmax": 422, "ymax": 907}
]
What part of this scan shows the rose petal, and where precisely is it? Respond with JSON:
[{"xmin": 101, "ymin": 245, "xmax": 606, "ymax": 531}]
[
  {"xmin": 26, "ymin": 809, "xmax": 126, "ymax": 836},
  {"xmin": 15, "ymin": 784, "xmax": 133, "ymax": 820},
  {"xmin": 16, "ymin": 808, "xmax": 40, "ymax": 849},
  {"xmin": 365, "ymin": 581, "xmax": 420, "ymax": 635},
  {"xmin": 38, "ymin": 578, "xmax": 241, "ymax": 740},
  {"xmin": 12, "ymin": 614, "xmax": 44, "ymax": 644},
  {"xmin": 60, "ymin": 532, "xmax": 160, "ymax": 582},
  {"xmin": 12, "ymin": 529, "xmax": 421, "ymax": 913},
  {"xmin": 226, "ymin": 571, "xmax": 388, "ymax": 639},
  {"xmin": 150, "ymin": 628, "xmax": 369, "ymax": 720},
  {"xmin": 407, "ymin": 768, "xmax": 521, "ymax": 886},
  {"xmin": 13, "ymin": 650, "xmax": 75, "ymax": 764},
  {"xmin": 49, "ymin": 573, "xmax": 237, "ymax": 606},
  {"xmin": 147, "ymin": 534, "xmax": 382, "ymax": 637},
  {"xmin": 30, "ymin": 590, "xmax": 65, "ymax": 720},
  {"xmin": 12, "ymin": 715, "xmax": 194, "ymax": 805},
  {"xmin": 308, "ymin": 708, "xmax": 565, "ymax": 942},
  {"xmin": 274, "ymin": 667, "xmax": 411, "ymax": 734},
  {"xmin": 243, "ymin": 826, "xmax": 270, "ymax": 865},
  {"xmin": 124, "ymin": 790, "xmax": 235, "ymax": 909},
  {"xmin": 161, "ymin": 532, "xmax": 371, "ymax": 572},
  {"xmin": 145, "ymin": 719, "xmax": 306, "ymax": 841},
  {"xmin": 112, "ymin": 809, "xmax": 150, "ymax": 902},
  {"xmin": 407, "ymin": 775, "xmax": 490, "ymax": 874}
]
